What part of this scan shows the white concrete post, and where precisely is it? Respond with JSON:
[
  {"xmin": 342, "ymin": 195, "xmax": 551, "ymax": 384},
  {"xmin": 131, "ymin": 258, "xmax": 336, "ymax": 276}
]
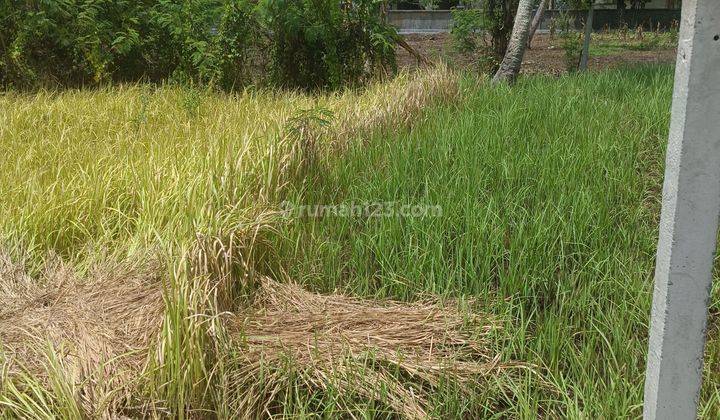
[{"xmin": 644, "ymin": 1, "xmax": 720, "ymax": 419}]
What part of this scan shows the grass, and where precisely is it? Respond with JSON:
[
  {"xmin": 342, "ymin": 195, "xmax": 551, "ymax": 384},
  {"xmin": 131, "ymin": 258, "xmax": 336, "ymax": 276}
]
[
  {"xmin": 270, "ymin": 65, "xmax": 719, "ymax": 417},
  {"xmin": 588, "ymin": 30, "xmax": 677, "ymax": 57},
  {"xmin": 0, "ymin": 68, "xmax": 473, "ymax": 417},
  {"xmin": 2, "ymin": 64, "xmax": 719, "ymax": 417}
]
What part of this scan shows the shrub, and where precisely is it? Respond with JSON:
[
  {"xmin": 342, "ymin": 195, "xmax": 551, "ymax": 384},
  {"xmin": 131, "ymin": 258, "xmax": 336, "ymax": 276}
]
[
  {"xmin": 143, "ymin": 0, "xmax": 261, "ymax": 88},
  {"xmin": 561, "ymin": 32, "xmax": 582, "ymax": 72},
  {"xmin": 0, "ymin": 0, "xmax": 397, "ymax": 91},
  {"xmin": 209, "ymin": 0, "xmax": 265, "ymax": 89},
  {"xmin": 448, "ymin": 1, "xmax": 519, "ymax": 71},
  {"xmin": 450, "ymin": 9, "xmax": 498, "ymax": 74},
  {"xmin": 482, "ymin": 0, "xmax": 519, "ymax": 59},
  {"xmin": 260, "ymin": 0, "xmax": 397, "ymax": 90},
  {"xmin": 0, "ymin": 0, "xmax": 144, "ymax": 87},
  {"xmin": 450, "ymin": 9, "xmax": 485, "ymax": 54}
]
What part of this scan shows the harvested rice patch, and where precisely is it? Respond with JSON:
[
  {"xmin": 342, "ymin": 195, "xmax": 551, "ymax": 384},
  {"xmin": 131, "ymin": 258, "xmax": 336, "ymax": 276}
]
[
  {"xmin": 0, "ymin": 253, "xmax": 164, "ymax": 416},
  {"xmin": 0, "ymin": 258, "xmax": 520, "ymax": 418},
  {"xmin": 224, "ymin": 277, "xmax": 521, "ymax": 418}
]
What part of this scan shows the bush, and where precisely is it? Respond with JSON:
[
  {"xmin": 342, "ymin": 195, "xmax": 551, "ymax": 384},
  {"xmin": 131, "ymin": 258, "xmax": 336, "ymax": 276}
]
[
  {"xmin": 144, "ymin": 0, "xmax": 261, "ymax": 88},
  {"xmin": 0, "ymin": 0, "xmax": 145, "ymax": 87},
  {"xmin": 210, "ymin": 1, "xmax": 265, "ymax": 89},
  {"xmin": 449, "ymin": 1, "xmax": 519, "ymax": 72},
  {"xmin": 450, "ymin": 9, "xmax": 485, "ymax": 54},
  {"xmin": 482, "ymin": 0, "xmax": 519, "ymax": 59},
  {"xmin": 450, "ymin": 9, "xmax": 498, "ymax": 74},
  {"xmin": 561, "ymin": 32, "xmax": 582, "ymax": 72},
  {"xmin": 0, "ymin": 0, "xmax": 397, "ymax": 91},
  {"xmin": 261, "ymin": 0, "xmax": 396, "ymax": 90}
]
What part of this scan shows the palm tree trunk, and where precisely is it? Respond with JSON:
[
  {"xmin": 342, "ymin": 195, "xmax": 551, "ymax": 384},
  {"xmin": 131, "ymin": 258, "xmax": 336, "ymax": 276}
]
[
  {"xmin": 527, "ymin": 0, "xmax": 549, "ymax": 49},
  {"xmin": 579, "ymin": 1, "xmax": 595, "ymax": 71},
  {"xmin": 491, "ymin": 0, "xmax": 534, "ymax": 85}
]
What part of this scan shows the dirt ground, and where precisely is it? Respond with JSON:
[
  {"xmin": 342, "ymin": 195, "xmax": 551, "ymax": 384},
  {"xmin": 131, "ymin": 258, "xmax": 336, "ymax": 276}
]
[{"xmin": 397, "ymin": 33, "xmax": 677, "ymax": 76}]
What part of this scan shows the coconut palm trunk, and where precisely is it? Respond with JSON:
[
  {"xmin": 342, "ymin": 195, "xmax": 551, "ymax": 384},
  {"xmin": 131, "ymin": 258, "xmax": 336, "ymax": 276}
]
[
  {"xmin": 491, "ymin": 0, "xmax": 534, "ymax": 85},
  {"xmin": 527, "ymin": 0, "xmax": 549, "ymax": 49}
]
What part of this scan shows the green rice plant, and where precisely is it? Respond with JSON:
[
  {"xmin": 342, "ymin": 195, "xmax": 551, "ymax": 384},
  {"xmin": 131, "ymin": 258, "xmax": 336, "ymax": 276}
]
[
  {"xmin": 269, "ymin": 66, "xmax": 690, "ymax": 417},
  {"xmin": 0, "ymin": 345, "xmax": 82, "ymax": 420}
]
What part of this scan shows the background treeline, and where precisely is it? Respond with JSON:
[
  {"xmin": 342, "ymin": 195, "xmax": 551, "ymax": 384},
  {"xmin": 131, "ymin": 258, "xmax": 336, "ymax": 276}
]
[{"xmin": 0, "ymin": 0, "xmax": 397, "ymax": 90}]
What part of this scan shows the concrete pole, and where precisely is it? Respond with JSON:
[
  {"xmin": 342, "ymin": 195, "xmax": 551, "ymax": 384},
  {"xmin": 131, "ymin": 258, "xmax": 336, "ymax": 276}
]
[{"xmin": 643, "ymin": 1, "xmax": 720, "ymax": 419}]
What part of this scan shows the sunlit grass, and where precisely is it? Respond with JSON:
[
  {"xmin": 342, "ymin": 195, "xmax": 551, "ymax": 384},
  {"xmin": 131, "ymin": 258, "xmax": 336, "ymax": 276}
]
[
  {"xmin": 0, "ymin": 68, "xmax": 461, "ymax": 418},
  {"xmin": 0, "ymin": 68, "xmax": 456, "ymax": 270},
  {"xmin": 3, "ymin": 64, "xmax": 719, "ymax": 418},
  {"xmin": 589, "ymin": 30, "xmax": 677, "ymax": 56},
  {"xmin": 270, "ymin": 65, "xmax": 719, "ymax": 417}
]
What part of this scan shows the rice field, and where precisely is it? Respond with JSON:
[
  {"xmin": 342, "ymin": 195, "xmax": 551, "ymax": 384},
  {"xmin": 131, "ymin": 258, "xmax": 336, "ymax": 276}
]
[{"xmin": 2, "ymin": 64, "xmax": 719, "ymax": 418}]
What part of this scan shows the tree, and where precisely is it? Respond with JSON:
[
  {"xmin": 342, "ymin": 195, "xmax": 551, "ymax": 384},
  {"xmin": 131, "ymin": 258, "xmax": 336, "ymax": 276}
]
[
  {"xmin": 483, "ymin": 0, "xmax": 520, "ymax": 59},
  {"xmin": 617, "ymin": 0, "xmax": 627, "ymax": 25},
  {"xmin": 579, "ymin": 0, "xmax": 595, "ymax": 71},
  {"xmin": 491, "ymin": 0, "xmax": 534, "ymax": 85},
  {"xmin": 561, "ymin": 0, "xmax": 594, "ymax": 72},
  {"xmin": 527, "ymin": 0, "xmax": 548, "ymax": 49}
]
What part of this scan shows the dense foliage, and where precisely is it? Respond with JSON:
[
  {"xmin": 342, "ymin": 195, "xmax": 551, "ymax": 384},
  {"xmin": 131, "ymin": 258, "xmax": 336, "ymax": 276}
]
[
  {"xmin": 261, "ymin": 0, "xmax": 397, "ymax": 90},
  {"xmin": 482, "ymin": 0, "xmax": 520, "ymax": 58},
  {"xmin": 450, "ymin": 9, "xmax": 485, "ymax": 54},
  {"xmin": 0, "ymin": 0, "xmax": 397, "ymax": 90},
  {"xmin": 449, "ymin": 0, "xmax": 519, "ymax": 72}
]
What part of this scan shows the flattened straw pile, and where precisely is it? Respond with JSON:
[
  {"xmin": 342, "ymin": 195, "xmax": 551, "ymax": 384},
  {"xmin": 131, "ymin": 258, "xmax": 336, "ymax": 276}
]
[
  {"xmin": 0, "ymin": 253, "xmax": 165, "ymax": 416},
  {"xmin": 225, "ymin": 277, "xmax": 517, "ymax": 419},
  {"xmin": 0, "ymin": 254, "xmax": 520, "ymax": 418}
]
